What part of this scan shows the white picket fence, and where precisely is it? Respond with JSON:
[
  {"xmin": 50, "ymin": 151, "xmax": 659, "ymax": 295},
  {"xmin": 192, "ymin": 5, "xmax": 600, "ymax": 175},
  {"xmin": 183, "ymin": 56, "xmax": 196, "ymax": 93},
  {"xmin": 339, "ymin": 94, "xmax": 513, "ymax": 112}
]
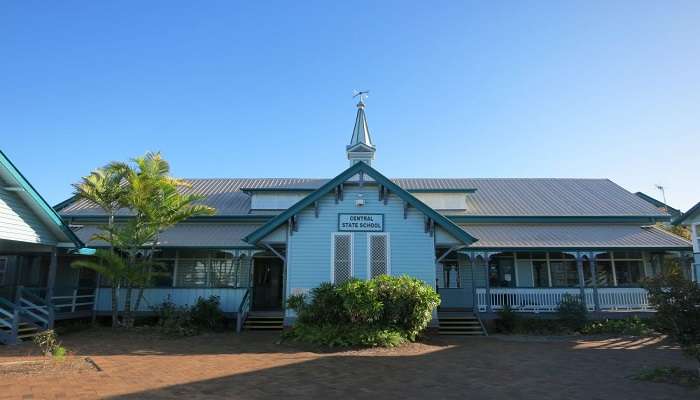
[{"xmin": 476, "ymin": 287, "xmax": 651, "ymax": 312}]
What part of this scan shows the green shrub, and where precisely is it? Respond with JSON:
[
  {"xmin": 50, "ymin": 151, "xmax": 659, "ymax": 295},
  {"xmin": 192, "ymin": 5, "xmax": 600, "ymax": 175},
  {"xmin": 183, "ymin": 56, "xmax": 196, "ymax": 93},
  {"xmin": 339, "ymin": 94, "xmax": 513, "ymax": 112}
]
[
  {"xmin": 374, "ymin": 275, "xmax": 441, "ymax": 340},
  {"xmin": 190, "ymin": 296, "xmax": 225, "ymax": 331},
  {"xmin": 304, "ymin": 282, "xmax": 346, "ymax": 325},
  {"xmin": 285, "ymin": 275, "xmax": 440, "ymax": 347},
  {"xmin": 644, "ymin": 266, "xmax": 700, "ymax": 374},
  {"xmin": 33, "ymin": 330, "xmax": 61, "ymax": 356},
  {"xmin": 283, "ymin": 323, "xmax": 406, "ymax": 348},
  {"xmin": 52, "ymin": 346, "xmax": 67, "ymax": 360},
  {"xmin": 494, "ymin": 305, "xmax": 519, "ymax": 333},
  {"xmin": 581, "ymin": 317, "xmax": 653, "ymax": 336},
  {"xmin": 152, "ymin": 300, "xmax": 199, "ymax": 337},
  {"xmin": 152, "ymin": 295, "xmax": 226, "ymax": 336},
  {"xmin": 556, "ymin": 294, "xmax": 587, "ymax": 332}
]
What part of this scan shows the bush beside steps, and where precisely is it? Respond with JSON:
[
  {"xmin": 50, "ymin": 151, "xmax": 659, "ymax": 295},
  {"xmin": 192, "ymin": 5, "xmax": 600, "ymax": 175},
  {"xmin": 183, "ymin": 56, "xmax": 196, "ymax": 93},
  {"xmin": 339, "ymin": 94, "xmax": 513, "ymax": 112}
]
[{"xmin": 283, "ymin": 275, "xmax": 440, "ymax": 348}]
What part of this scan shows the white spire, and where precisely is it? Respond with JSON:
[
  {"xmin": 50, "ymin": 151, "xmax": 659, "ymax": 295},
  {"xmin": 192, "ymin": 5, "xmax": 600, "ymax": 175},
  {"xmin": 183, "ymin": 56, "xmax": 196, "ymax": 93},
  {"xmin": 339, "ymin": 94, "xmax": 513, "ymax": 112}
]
[{"xmin": 346, "ymin": 98, "xmax": 376, "ymax": 166}]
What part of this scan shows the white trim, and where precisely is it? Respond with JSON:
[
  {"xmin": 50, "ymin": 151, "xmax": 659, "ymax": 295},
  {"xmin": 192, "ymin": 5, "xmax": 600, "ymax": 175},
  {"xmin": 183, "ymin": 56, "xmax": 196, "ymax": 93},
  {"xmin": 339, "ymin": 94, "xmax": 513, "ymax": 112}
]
[
  {"xmin": 331, "ymin": 232, "xmax": 353, "ymax": 284},
  {"xmin": 367, "ymin": 232, "xmax": 391, "ymax": 279}
]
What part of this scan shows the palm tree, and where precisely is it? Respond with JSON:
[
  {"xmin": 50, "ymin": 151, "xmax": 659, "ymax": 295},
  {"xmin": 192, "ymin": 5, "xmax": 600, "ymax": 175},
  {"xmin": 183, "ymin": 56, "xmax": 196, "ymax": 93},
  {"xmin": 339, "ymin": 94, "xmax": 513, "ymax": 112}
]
[
  {"xmin": 112, "ymin": 152, "xmax": 215, "ymax": 325},
  {"xmin": 72, "ymin": 248, "xmax": 159, "ymax": 326},
  {"xmin": 93, "ymin": 219, "xmax": 158, "ymax": 327},
  {"xmin": 72, "ymin": 166, "xmax": 128, "ymax": 327}
]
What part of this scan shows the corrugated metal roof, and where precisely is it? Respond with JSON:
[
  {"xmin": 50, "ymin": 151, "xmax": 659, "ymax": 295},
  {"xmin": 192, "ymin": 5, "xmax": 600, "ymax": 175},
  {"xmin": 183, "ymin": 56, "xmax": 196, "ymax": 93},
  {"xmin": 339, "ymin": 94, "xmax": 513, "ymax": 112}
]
[
  {"xmin": 59, "ymin": 177, "xmax": 666, "ymax": 218},
  {"xmin": 72, "ymin": 223, "xmax": 261, "ymax": 248},
  {"xmin": 459, "ymin": 224, "xmax": 691, "ymax": 249},
  {"xmin": 71, "ymin": 222, "xmax": 691, "ymax": 249}
]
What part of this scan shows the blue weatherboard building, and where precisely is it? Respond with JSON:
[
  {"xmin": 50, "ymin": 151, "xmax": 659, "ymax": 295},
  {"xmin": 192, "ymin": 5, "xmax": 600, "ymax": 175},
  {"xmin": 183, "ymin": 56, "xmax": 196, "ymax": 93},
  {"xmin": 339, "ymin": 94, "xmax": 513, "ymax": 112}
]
[{"xmin": 0, "ymin": 101, "xmax": 696, "ymax": 342}]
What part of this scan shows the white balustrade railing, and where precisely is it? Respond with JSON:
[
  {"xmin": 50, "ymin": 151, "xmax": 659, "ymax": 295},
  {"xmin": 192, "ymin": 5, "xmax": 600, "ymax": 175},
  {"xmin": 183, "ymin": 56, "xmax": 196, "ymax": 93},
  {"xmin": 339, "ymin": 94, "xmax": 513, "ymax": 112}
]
[
  {"xmin": 596, "ymin": 288, "xmax": 651, "ymax": 311},
  {"xmin": 476, "ymin": 287, "xmax": 651, "ymax": 313}
]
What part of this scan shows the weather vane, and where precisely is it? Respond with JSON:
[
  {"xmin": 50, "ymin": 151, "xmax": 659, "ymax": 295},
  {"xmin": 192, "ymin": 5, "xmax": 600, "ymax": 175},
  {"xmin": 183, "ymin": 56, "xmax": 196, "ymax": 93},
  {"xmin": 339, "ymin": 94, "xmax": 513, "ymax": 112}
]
[{"xmin": 352, "ymin": 90, "xmax": 370, "ymax": 103}]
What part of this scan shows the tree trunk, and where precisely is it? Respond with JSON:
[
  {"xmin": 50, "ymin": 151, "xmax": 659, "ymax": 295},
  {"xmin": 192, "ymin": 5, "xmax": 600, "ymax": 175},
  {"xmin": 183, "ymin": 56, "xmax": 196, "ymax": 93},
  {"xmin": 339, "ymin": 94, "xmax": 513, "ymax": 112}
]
[
  {"xmin": 110, "ymin": 285, "xmax": 119, "ymax": 328},
  {"xmin": 133, "ymin": 233, "xmax": 159, "ymax": 313},
  {"xmin": 108, "ymin": 212, "xmax": 121, "ymax": 328},
  {"xmin": 123, "ymin": 283, "xmax": 133, "ymax": 328}
]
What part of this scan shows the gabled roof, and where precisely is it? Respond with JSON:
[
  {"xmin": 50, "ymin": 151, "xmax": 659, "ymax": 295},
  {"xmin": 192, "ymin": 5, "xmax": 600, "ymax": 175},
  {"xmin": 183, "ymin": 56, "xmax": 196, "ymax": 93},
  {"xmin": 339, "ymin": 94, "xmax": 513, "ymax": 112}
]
[
  {"xmin": 58, "ymin": 177, "xmax": 668, "ymax": 219},
  {"xmin": 0, "ymin": 150, "xmax": 83, "ymax": 247},
  {"xmin": 243, "ymin": 162, "xmax": 477, "ymax": 245},
  {"xmin": 673, "ymin": 201, "xmax": 700, "ymax": 226},
  {"xmin": 635, "ymin": 192, "xmax": 680, "ymax": 217}
]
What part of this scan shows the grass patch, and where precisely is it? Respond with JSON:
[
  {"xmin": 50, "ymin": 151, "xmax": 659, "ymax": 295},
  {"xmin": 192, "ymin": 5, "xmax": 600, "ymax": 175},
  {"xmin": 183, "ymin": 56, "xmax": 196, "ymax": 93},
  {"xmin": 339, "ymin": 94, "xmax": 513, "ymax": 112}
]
[{"xmin": 633, "ymin": 367, "xmax": 700, "ymax": 389}]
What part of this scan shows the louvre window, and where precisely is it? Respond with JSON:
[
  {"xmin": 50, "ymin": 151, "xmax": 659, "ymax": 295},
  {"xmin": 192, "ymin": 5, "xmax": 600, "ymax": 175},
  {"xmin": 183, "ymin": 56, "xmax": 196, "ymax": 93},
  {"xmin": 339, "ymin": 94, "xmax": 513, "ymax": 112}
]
[
  {"xmin": 368, "ymin": 233, "xmax": 390, "ymax": 278},
  {"xmin": 332, "ymin": 233, "xmax": 353, "ymax": 284}
]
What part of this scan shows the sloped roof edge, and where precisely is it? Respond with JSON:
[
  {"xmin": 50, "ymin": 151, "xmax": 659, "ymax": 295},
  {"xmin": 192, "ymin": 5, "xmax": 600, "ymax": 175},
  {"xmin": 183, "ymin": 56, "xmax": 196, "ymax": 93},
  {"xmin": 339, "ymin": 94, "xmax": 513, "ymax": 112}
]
[{"xmin": 243, "ymin": 162, "xmax": 478, "ymax": 245}]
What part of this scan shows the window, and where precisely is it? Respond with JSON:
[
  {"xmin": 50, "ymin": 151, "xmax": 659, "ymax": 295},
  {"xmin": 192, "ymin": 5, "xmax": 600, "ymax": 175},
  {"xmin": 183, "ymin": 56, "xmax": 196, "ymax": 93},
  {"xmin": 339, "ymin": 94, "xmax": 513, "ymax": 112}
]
[
  {"xmin": 532, "ymin": 260, "xmax": 549, "ymax": 287},
  {"xmin": 368, "ymin": 233, "xmax": 389, "ymax": 278},
  {"xmin": 150, "ymin": 260, "xmax": 175, "ymax": 287},
  {"xmin": 489, "ymin": 254, "xmax": 515, "ymax": 287},
  {"xmin": 0, "ymin": 257, "xmax": 6, "ymax": 285},
  {"xmin": 614, "ymin": 260, "xmax": 643, "ymax": 286},
  {"xmin": 589, "ymin": 254, "xmax": 615, "ymax": 287},
  {"xmin": 548, "ymin": 253, "xmax": 578, "ymax": 287},
  {"xmin": 332, "ymin": 233, "xmax": 353, "ymax": 284},
  {"xmin": 164, "ymin": 250, "xmax": 249, "ymax": 288}
]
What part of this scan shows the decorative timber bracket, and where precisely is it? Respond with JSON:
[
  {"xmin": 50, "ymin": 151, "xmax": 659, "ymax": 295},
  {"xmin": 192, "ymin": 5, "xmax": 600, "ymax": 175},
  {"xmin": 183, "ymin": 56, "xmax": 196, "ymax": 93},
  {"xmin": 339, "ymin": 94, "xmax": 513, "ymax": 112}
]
[
  {"xmin": 288, "ymin": 215, "xmax": 299, "ymax": 234},
  {"xmin": 378, "ymin": 185, "xmax": 389, "ymax": 205},
  {"xmin": 424, "ymin": 216, "xmax": 435, "ymax": 236},
  {"xmin": 334, "ymin": 183, "xmax": 344, "ymax": 204}
]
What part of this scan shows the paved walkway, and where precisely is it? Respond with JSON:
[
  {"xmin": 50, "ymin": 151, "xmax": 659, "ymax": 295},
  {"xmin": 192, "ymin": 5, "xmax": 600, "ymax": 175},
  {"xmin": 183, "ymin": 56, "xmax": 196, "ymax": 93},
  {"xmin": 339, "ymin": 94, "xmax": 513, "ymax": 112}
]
[{"xmin": 0, "ymin": 329, "xmax": 697, "ymax": 399}]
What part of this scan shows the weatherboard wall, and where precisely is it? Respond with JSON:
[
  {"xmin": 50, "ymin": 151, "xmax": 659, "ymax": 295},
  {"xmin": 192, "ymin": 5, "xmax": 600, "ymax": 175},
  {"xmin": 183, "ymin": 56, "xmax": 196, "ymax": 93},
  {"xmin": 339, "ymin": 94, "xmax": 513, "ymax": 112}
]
[
  {"xmin": 286, "ymin": 185, "xmax": 440, "ymax": 300},
  {"xmin": 0, "ymin": 184, "xmax": 57, "ymax": 245}
]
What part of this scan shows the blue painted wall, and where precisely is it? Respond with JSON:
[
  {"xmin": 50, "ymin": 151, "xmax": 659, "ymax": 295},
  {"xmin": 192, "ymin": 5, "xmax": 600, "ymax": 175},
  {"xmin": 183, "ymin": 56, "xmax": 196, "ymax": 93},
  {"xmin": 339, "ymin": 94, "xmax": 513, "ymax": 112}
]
[
  {"xmin": 95, "ymin": 288, "xmax": 247, "ymax": 313},
  {"xmin": 286, "ymin": 184, "xmax": 440, "ymax": 301}
]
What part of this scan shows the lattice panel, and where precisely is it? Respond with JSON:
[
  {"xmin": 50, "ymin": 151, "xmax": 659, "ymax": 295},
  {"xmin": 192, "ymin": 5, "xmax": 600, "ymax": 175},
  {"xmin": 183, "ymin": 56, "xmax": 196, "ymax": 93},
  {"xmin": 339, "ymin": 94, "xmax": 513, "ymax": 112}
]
[
  {"xmin": 334, "ymin": 234, "xmax": 352, "ymax": 284},
  {"xmin": 369, "ymin": 234, "xmax": 388, "ymax": 278}
]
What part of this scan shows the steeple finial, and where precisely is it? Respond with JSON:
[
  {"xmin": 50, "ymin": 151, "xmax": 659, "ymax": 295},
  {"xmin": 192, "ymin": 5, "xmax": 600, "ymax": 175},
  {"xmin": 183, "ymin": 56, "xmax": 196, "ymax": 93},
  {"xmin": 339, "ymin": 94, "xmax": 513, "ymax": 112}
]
[{"xmin": 347, "ymin": 91, "xmax": 375, "ymax": 166}]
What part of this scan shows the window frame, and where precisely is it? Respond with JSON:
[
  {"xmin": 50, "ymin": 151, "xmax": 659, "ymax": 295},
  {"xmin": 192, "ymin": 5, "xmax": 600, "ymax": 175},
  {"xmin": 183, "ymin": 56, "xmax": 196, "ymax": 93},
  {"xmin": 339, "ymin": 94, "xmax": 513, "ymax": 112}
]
[
  {"xmin": 367, "ymin": 232, "xmax": 391, "ymax": 279},
  {"xmin": 331, "ymin": 232, "xmax": 354, "ymax": 284}
]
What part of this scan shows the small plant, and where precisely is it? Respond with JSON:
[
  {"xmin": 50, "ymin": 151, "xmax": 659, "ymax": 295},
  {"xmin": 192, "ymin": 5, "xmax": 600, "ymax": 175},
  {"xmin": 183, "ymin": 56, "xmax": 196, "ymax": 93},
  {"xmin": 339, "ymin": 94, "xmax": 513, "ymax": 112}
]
[
  {"xmin": 581, "ymin": 317, "xmax": 653, "ymax": 336},
  {"xmin": 190, "ymin": 296, "xmax": 225, "ymax": 331},
  {"xmin": 52, "ymin": 346, "xmax": 68, "ymax": 360},
  {"xmin": 556, "ymin": 294, "xmax": 588, "ymax": 332},
  {"xmin": 633, "ymin": 367, "xmax": 700, "ymax": 388},
  {"xmin": 33, "ymin": 330, "xmax": 61, "ymax": 357},
  {"xmin": 152, "ymin": 299, "xmax": 199, "ymax": 337},
  {"xmin": 494, "ymin": 305, "xmax": 519, "ymax": 333}
]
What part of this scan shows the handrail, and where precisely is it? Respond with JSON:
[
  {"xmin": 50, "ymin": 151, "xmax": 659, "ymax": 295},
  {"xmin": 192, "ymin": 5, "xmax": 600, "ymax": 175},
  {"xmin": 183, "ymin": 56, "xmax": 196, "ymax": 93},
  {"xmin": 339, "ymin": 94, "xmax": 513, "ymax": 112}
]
[
  {"xmin": 21, "ymin": 289, "xmax": 48, "ymax": 307},
  {"xmin": 0, "ymin": 296, "xmax": 16, "ymax": 310},
  {"xmin": 236, "ymin": 288, "xmax": 251, "ymax": 333}
]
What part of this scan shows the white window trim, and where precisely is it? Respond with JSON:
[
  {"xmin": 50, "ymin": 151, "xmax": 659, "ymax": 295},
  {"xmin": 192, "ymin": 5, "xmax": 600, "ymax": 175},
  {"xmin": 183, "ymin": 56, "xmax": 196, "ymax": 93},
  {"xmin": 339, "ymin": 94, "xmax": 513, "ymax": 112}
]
[
  {"xmin": 331, "ymin": 232, "xmax": 353, "ymax": 283},
  {"xmin": 366, "ymin": 232, "xmax": 391, "ymax": 279}
]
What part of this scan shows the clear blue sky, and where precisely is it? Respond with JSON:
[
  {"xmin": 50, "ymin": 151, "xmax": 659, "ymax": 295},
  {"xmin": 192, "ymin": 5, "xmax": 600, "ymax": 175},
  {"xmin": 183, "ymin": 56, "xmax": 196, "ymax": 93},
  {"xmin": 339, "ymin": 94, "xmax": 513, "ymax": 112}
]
[{"xmin": 2, "ymin": 1, "xmax": 699, "ymax": 210}]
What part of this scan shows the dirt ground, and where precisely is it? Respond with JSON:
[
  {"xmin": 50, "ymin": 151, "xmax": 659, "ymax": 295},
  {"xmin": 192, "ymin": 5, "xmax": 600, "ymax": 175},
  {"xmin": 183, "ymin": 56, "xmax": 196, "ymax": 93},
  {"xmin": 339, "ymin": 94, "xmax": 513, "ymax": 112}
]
[{"xmin": 0, "ymin": 328, "xmax": 697, "ymax": 399}]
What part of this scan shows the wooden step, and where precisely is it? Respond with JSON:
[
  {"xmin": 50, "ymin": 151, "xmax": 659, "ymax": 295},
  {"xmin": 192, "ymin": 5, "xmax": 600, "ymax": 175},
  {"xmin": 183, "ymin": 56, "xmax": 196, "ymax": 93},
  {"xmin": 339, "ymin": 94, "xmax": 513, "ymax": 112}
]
[
  {"xmin": 244, "ymin": 315, "xmax": 284, "ymax": 331},
  {"xmin": 438, "ymin": 313, "xmax": 486, "ymax": 336}
]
